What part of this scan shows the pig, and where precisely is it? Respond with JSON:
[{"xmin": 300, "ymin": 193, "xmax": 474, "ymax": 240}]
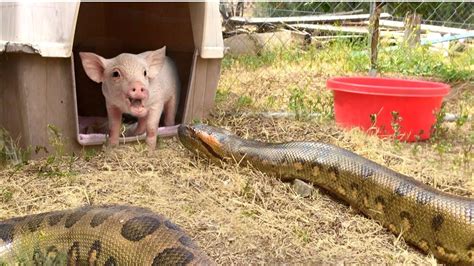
[{"xmin": 79, "ymin": 46, "xmax": 180, "ymax": 150}]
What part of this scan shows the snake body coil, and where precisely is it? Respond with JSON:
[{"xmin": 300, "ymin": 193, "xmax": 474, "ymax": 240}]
[
  {"xmin": 0, "ymin": 205, "xmax": 213, "ymax": 265},
  {"xmin": 178, "ymin": 124, "xmax": 474, "ymax": 264}
]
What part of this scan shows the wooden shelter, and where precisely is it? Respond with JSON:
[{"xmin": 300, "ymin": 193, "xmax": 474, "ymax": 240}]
[{"xmin": 0, "ymin": 2, "xmax": 224, "ymax": 157}]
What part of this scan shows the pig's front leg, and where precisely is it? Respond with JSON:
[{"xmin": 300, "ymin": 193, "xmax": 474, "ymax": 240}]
[
  {"xmin": 134, "ymin": 116, "xmax": 148, "ymax": 136},
  {"xmin": 106, "ymin": 105, "xmax": 122, "ymax": 146},
  {"xmin": 163, "ymin": 96, "xmax": 177, "ymax": 126},
  {"xmin": 145, "ymin": 105, "xmax": 164, "ymax": 151}
]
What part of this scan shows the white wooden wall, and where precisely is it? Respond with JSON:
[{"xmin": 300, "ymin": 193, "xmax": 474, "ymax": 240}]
[{"xmin": 0, "ymin": 2, "xmax": 79, "ymax": 57}]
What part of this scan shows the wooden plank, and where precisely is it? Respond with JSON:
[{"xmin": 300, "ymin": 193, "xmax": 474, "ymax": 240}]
[
  {"xmin": 311, "ymin": 35, "xmax": 364, "ymax": 40},
  {"xmin": 352, "ymin": 31, "xmax": 474, "ymax": 56},
  {"xmin": 0, "ymin": 54, "xmax": 24, "ymax": 147},
  {"xmin": 192, "ymin": 57, "xmax": 208, "ymax": 119},
  {"xmin": 182, "ymin": 49, "xmax": 199, "ymax": 123},
  {"xmin": 229, "ymin": 13, "xmax": 392, "ymax": 25},
  {"xmin": 291, "ymin": 24, "xmax": 404, "ymax": 37},
  {"xmin": 0, "ymin": 2, "xmax": 79, "ymax": 57},
  {"xmin": 292, "ymin": 24, "xmax": 367, "ymax": 34},
  {"xmin": 363, "ymin": 19, "xmax": 470, "ymax": 35},
  {"xmin": 18, "ymin": 54, "xmax": 48, "ymax": 149},
  {"xmin": 369, "ymin": 1, "xmax": 384, "ymax": 76},
  {"xmin": 421, "ymin": 32, "xmax": 474, "ymax": 45},
  {"xmin": 46, "ymin": 57, "xmax": 80, "ymax": 153},
  {"xmin": 202, "ymin": 59, "xmax": 221, "ymax": 119},
  {"xmin": 330, "ymin": 9, "xmax": 364, "ymax": 16},
  {"xmin": 404, "ymin": 12, "xmax": 422, "ymax": 47}
]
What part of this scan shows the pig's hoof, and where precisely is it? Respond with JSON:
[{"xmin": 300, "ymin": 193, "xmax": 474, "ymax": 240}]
[
  {"xmin": 107, "ymin": 139, "xmax": 119, "ymax": 146},
  {"xmin": 103, "ymin": 141, "xmax": 118, "ymax": 151},
  {"xmin": 146, "ymin": 148, "xmax": 156, "ymax": 156},
  {"xmin": 102, "ymin": 144, "xmax": 113, "ymax": 152}
]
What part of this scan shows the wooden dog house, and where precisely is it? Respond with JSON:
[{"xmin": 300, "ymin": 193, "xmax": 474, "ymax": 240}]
[{"xmin": 0, "ymin": 2, "xmax": 224, "ymax": 157}]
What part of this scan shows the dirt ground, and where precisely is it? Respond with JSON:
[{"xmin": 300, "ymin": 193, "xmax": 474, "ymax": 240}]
[{"xmin": 0, "ymin": 51, "xmax": 472, "ymax": 264}]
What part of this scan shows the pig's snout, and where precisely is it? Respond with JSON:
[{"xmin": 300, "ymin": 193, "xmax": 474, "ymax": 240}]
[
  {"xmin": 125, "ymin": 82, "xmax": 149, "ymax": 117},
  {"xmin": 128, "ymin": 83, "xmax": 148, "ymax": 99}
]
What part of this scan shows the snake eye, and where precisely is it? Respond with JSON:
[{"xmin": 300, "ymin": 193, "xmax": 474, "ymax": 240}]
[
  {"xmin": 144, "ymin": 70, "xmax": 147, "ymax": 77},
  {"xmin": 112, "ymin": 71, "xmax": 120, "ymax": 78}
]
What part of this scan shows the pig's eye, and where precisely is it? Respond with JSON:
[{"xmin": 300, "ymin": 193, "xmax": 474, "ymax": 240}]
[
  {"xmin": 143, "ymin": 70, "xmax": 147, "ymax": 77},
  {"xmin": 112, "ymin": 71, "xmax": 120, "ymax": 78}
]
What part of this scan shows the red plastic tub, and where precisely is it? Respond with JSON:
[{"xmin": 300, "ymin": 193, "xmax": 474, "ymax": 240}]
[{"xmin": 326, "ymin": 77, "xmax": 450, "ymax": 142}]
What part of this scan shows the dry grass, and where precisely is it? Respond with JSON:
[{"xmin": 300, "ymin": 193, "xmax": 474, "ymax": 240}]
[{"xmin": 0, "ymin": 44, "xmax": 472, "ymax": 264}]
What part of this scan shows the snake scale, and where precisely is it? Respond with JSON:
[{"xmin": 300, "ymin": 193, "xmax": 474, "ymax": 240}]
[{"xmin": 0, "ymin": 123, "xmax": 472, "ymax": 265}]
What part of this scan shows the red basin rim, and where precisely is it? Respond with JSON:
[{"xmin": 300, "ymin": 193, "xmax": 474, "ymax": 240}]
[{"xmin": 327, "ymin": 77, "xmax": 450, "ymax": 97}]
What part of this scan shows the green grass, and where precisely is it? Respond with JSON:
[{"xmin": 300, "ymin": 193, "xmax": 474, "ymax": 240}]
[
  {"xmin": 288, "ymin": 86, "xmax": 334, "ymax": 121},
  {"xmin": 237, "ymin": 95, "xmax": 253, "ymax": 108},
  {"xmin": 223, "ymin": 38, "xmax": 472, "ymax": 83},
  {"xmin": 0, "ymin": 187, "xmax": 13, "ymax": 203},
  {"xmin": 222, "ymin": 39, "xmax": 367, "ymax": 72},
  {"xmin": 0, "ymin": 125, "xmax": 81, "ymax": 180},
  {"xmin": 373, "ymin": 45, "xmax": 473, "ymax": 82},
  {"xmin": 215, "ymin": 88, "xmax": 231, "ymax": 103},
  {"xmin": 0, "ymin": 128, "xmax": 29, "ymax": 167}
]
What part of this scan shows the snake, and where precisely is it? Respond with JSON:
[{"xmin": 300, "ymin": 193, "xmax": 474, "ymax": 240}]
[
  {"xmin": 0, "ymin": 123, "xmax": 472, "ymax": 265},
  {"xmin": 177, "ymin": 123, "xmax": 473, "ymax": 265},
  {"xmin": 0, "ymin": 204, "xmax": 214, "ymax": 265}
]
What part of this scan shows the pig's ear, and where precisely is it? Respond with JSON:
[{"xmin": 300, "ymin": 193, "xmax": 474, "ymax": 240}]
[
  {"xmin": 137, "ymin": 50, "xmax": 153, "ymax": 58},
  {"xmin": 79, "ymin": 52, "xmax": 107, "ymax": 83},
  {"xmin": 144, "ymin": 46, "xmax": 166, "ymax": 78}
]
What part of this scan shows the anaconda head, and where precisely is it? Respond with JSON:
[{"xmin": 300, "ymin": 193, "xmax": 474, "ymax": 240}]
[{"xmin": 178, "ymin": 123, "xmax": 235, "ymax": 160}]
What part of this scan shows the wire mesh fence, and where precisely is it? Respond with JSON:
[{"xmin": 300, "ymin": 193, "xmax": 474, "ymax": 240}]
[
  {"xmin": 218, "ymin": 1, "xmax": 473, "ymax": 121},
  {"xmin": 215, "ymin": 0, "xmax": 474, "ymax": 144},
  {"xmin": 221, "ymin": 1, "xmax": 473, "ymax": 29},
  {"xmin": 219, "ymin": 1, "xmax": 473, "ymax": 68}
]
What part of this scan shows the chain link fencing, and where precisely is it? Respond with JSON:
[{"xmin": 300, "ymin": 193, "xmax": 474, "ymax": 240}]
[
  {"xmin": 237, "ymin": 2, "xmax": 473, "ymax": 29},
  {"xmin": 217, "ymin": 1, "xmax": 472, "ymax": 121}
]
